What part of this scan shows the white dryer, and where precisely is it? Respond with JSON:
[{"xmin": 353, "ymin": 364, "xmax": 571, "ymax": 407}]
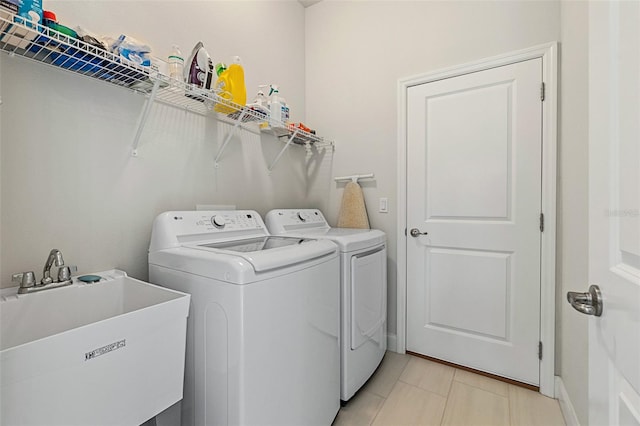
[
  {"xmin": 148, "ymin": 210, "xmax": 340, "ymax": 426},
  {"xmin": 265, "ymin": 209, "xmax": 387, "ymax": 402}
]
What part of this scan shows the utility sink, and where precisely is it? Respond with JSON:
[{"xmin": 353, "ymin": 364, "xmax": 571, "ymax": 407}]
[{"xmin": 0, "ymin": 270, "xmax": 190, "ymax": 426}]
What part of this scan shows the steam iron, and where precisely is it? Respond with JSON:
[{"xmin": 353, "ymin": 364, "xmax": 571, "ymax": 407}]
[{"xmin": 185, "ymin": 41, "xmax": 214, "ymax": 99}]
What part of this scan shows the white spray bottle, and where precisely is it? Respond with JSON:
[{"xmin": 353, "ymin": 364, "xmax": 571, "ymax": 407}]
[
  {"xmin": 246, "ymin": 89, "xmax": 270, "ymax": 118},
  {"xmin": 264, "ymin": 84, "xmax": 289, "ymax": 127}
]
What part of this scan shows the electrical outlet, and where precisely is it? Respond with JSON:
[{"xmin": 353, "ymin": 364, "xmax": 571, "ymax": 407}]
[{"xmin": 379, "ymin": 197, "xmax": 389, "ymax": 213}]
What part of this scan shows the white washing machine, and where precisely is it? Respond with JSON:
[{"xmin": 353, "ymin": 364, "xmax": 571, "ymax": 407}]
[
  {"xmin": 265, "ymin": 209, "xmax": 387, "ymax": 402},
  {"xmin": 148, "ymin": 210, "xmax": 340, "ymax": 426}
]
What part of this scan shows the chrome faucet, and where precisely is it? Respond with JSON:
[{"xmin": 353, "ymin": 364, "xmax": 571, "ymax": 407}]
[
  {"xmin": 42, "ymin": 249, "xmax": 64, "ymax": 285},
  {"xmin": 12, "ymin": 249, "xmax": 76, "ymax": 294}
]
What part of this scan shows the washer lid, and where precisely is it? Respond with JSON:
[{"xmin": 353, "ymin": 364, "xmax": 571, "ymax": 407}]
[
  {"xmin": 186, "ymin": 236, "xmax": 336, "ymax": 272},
  {"xmin": 198, "ymin": 236, "xmax": 310, "ymax": 253},
  {"xmin": 150, "ymin": 237, "xmax": 338, "ymax": 284}
]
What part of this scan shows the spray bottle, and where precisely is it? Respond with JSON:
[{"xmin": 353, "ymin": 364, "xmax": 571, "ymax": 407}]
[
  {"xmin": 245, "ymin": 89, "xmax": 269, "ymax": 119},
  {"xmin": 263, "ymin": 84, "xmax": 289, "ymax": 127}
]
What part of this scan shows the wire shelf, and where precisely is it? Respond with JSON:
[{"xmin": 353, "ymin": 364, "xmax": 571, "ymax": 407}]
[
  {"xmin": 0, "ymin": 14, "xmax": 155, "ymax": 88},
  {"xmin": 0, "ymin": 12, "xmax": 334, "ymax": 153},
  {"xmin": 261, "ymin": 125, "xmax": 325, "ymax": 146}
]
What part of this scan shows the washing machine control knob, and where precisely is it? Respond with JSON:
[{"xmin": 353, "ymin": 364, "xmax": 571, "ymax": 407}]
[
  {"xmin": 211, "ymin": 216, "xmax": 226, "ymax": 228},
  {"xmin": 297, "ymin": 212, "xmax": 309, "ymax": 222}
]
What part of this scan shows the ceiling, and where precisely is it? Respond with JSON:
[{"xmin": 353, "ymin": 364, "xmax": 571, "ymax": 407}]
[{"xmin": 298, "ymin": 0, "xmax": 322, "ymax": 8}]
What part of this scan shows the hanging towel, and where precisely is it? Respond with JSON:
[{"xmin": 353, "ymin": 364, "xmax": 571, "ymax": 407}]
[{"xmin": 337, "ymin": 182, "xmax": 370, "ymax": 229}]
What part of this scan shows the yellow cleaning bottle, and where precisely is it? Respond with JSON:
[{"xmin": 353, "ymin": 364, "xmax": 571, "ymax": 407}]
[{"xmin": 214, "ymin": 56, "xmax": 247, "ymax": 114}]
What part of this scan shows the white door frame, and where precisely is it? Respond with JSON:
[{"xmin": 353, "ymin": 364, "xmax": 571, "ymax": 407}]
[{"xmin": 396, "ymin": 42, "xmax": 558, "ymax": 397}]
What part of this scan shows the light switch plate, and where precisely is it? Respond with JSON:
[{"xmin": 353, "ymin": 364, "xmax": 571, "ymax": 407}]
[{"xmin": 379, "ymin": 197, "xmax": 388, "ymax": 213}]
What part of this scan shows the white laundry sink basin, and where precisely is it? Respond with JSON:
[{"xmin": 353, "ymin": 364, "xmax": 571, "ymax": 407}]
[{"xmin": 0, "ymin": 270, "xmax": 190, "ymax": 426}]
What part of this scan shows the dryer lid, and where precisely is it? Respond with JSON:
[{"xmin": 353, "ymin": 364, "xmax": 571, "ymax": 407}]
[
  {"xmin": 286, "ymin": 228, "xmax": 386, "ymax": 252},
  {"xmin": 264, "ymin": 209, "xmax": 386, "ymax": 252}
]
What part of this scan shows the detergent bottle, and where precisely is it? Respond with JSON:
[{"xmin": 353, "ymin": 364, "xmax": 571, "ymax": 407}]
[
  {"xmin": 214, "ymin": 56, "xmax": 247, "ymax": 114},
  {"xmin": 215, "ymin": 62, "xmax": 227, "ymax": 77}
]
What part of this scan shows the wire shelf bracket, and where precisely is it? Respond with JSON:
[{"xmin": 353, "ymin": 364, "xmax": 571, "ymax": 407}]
[
  {"xmin": 131, "ymin": 79, "xmax": 161, "ymax": 157},
  {"xmin": 268, "ymin": 128, "xmax": 300, "ymax": 172},
  {"xmin": 214, "ymin": 109, "xmax": 248, "ymax": 168}
]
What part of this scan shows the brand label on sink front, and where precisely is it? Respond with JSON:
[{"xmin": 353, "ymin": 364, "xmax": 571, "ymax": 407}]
[{"xmin": 85, "ymin": 339, "xmax": 126, "ymax": 361}]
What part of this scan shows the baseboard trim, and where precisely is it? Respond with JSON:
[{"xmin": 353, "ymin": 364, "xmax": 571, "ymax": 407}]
[
  {"xmin": 386, "ymin": 333, "xmax": 397, "ymax": 352},
  {"xmin": 555, "ymin": 376, "xmax": 581, "ymax": 426}
]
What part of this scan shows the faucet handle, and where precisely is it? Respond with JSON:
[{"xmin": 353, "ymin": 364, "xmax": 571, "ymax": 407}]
[
  {"xmin": 12, "ymin": 271, "xmax": 36, "ymax": 289},
  {"xmin": 57, "ymin": 265, "xmax": 77, "ymax": 282}
]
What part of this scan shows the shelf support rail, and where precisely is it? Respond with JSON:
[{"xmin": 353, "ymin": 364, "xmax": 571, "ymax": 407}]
[
  {"xmin": 131, "ymin": 79, "xmax": 161, "ymax": 157},
  {"xmin": 268, "ymin": 128, "xmax": 301, "ymax": 172},
  {"xmin": 214, "ymin": 109, "xmax": 248, "ymax": 167}
]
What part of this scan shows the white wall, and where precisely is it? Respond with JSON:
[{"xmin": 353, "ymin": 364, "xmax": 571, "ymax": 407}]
[
  {"xmin": 0, "ymin": 1, "xmax": 334, "ymax": 286},
  {"xmin": 557, "ymin": 0, "xmax": 589, "ymax": 423},
  {"xmin": 305, "ymin": 0, "xmax": 561, "ymax": 338}
]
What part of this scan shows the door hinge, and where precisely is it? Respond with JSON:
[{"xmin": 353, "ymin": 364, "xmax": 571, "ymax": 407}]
[
  {"xmin": 539, "ymin": 213, "xmax": 544, "ymax": 232},
  {"xmin": 540, "ymin": 82, "xmax": 546, "ymax": 101},
  {"xmin": 538, "ymin": 341, "xmax": 543, "ymax": 360}
]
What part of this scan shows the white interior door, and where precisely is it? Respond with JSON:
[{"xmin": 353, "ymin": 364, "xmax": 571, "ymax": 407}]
[
  {"xmin": 586, "ymin": 2, "xmax": 640, "ymax": 425},
  {"xmin": 406, "ymin": 58, "xmax": 543, "ymax": 385}
]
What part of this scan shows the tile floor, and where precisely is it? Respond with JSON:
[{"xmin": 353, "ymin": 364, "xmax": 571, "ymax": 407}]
[{"xmin": 333, "ymin": 352, "xmax": 566, "ymax": 426}]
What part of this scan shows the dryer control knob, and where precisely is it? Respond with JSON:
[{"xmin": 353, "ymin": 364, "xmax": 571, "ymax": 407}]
[
  {"xmin": 211, "ymin": 216, "xmax": 226, "ymax": 228},
  {"xmin": 297, "ymin": 212, "xmax": 309, "ymax": 222}
]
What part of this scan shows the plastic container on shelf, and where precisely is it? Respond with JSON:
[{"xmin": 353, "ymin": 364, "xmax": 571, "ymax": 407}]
[
  {"xmin": 244, "ymin": 89, "xmax": 269, "ymax": 120},
  {"xmin": 167, "ymin": 45, "xmax": 184, "ymax": 82},
  {"xmin": 251, "ymin": 89, "xmax": 268, "ymax": 109},
  {"xmin": 266, "ymin": 84, "xmax": 289, "ymax": 127},
  {"xmin": 40, "ymin": 11, "xmax": 76, "ymax": 39},
  {"xmin": 42, "ymin": 10, "xmax": 55, "ymax": 27},
  {"xmin": 25, "ymin": 10, "xmax": 106, "ymax": 75},
  {"xmin": 0, "ymin": 2, "xmax": 18, "ymax": 33},
  {"xmin": 40, "ymin": 10, "xmax": 74, "ymax": 37},
  {"xmin": 0, "ymin": 0, "xmax": 41, "ymax": 48},
  {"xmin": 213, "ymin": 56, "xmax": 247, "ymax": 114},
  {"xmin": 215, "ymin": 62, "xmax": 226, "ymax": 77},
  {"xmin": 29, "ymin": 9, "xmax": 59, "ymax": 51}
]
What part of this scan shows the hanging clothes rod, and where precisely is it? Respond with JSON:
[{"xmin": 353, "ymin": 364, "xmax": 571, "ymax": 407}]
[{"xmin": 334, "ymin": 173, "xmax": 375, "ymax": 183}]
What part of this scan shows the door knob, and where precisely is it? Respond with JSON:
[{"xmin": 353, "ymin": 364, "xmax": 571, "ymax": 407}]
[
  {"xmin": 409, "ymin": 228, "xmax": 428, "ymax": 237},
  {"xmin": 567, "ymin": 285, "xmax": 603, "ymax": 317}
]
